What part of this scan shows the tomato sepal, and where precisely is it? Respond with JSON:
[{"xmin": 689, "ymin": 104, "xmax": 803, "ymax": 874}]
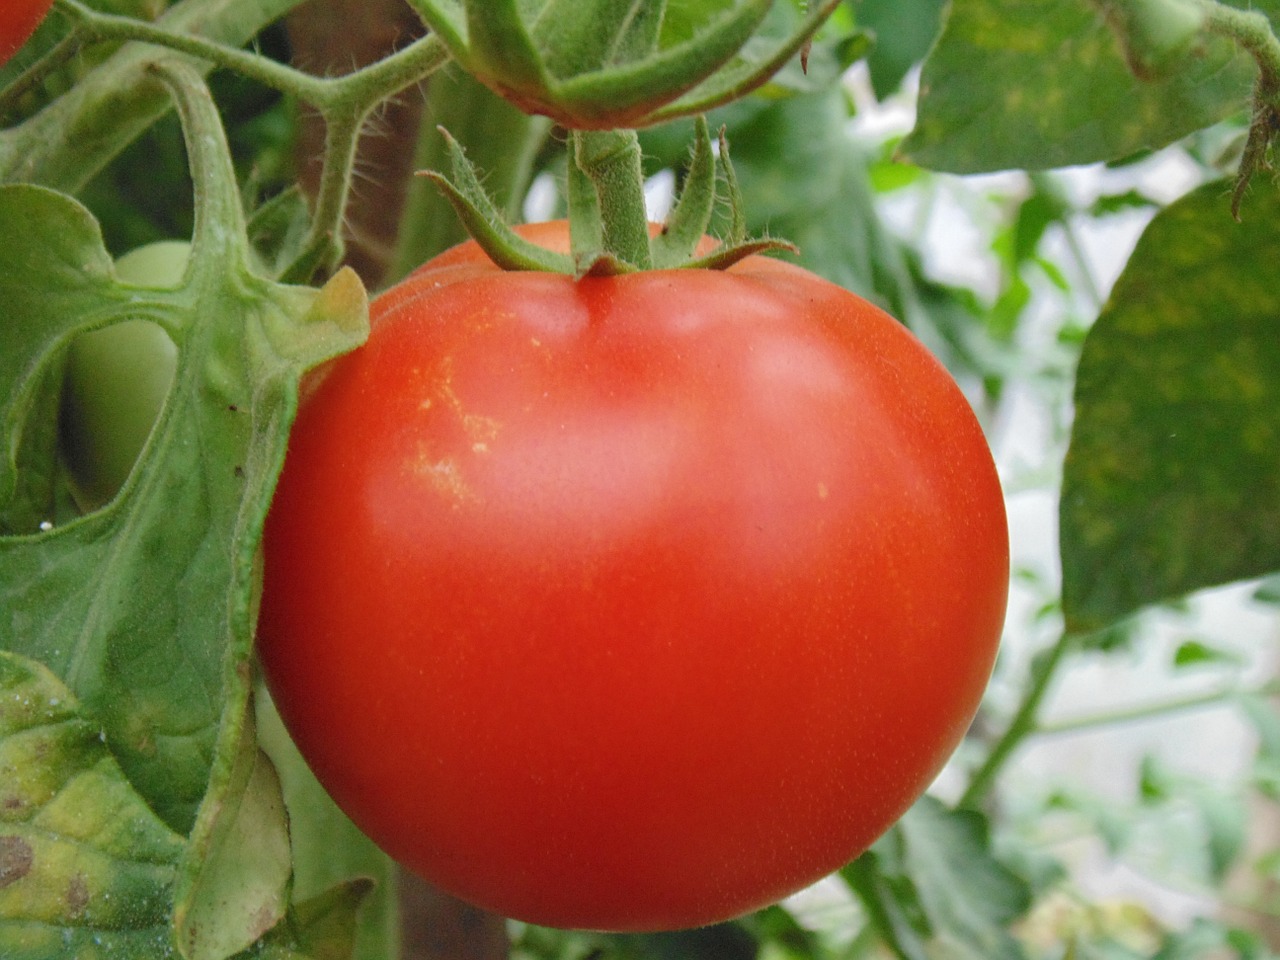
[
  {"xmin": 403, "ymin": 0, "xmax": 840, "ymax": 130},
  {"xmin": 425, "ymin": 114, "xmax": 795, "ymax": 276}
]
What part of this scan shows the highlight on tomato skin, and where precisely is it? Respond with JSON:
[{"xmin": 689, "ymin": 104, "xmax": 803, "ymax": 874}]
[
  {"xmin": 257, "ymin": 221, "xmax": 1010, "ymax": 933},
  {"xmin": 0, "ymin": 0, "xmax": 56, "ymax": 67}
]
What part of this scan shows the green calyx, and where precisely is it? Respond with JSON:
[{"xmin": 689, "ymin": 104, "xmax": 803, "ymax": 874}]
[
  {"xmin": 421, "ymin": 117, "xmax": 796, "ymax": 277},
  {"xmin": 403, "ymin": 0, "xmax": 841, "ymax": 130}
]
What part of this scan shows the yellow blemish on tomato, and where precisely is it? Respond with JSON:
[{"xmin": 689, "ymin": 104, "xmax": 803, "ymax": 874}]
[
  {"xmin": 429, "ymin": 356, "xmax": 502, "ymax": 446},
  {"xmin": 817, "ymin": 482, "xmax": 829, "ymax": 500},
  {"xmin": 410, "ymin": 446, "xmax": 475, "ymax": 506}
]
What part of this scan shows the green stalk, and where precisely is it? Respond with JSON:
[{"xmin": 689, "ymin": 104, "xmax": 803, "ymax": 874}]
[
  {"xmin": 1038, "ymin": 677, "xmax": 1280, "ymax": 736},
  {"xmin": 958, "ymin": 632, "xmax": 1075, "ymax": 811},
  {"xmin": 572, "ymin": 128, "xmax": 653, "ymax": 270},
  {"xmin": 12, "ymin": 0, "xmax": 449, "ymax": 277},
  {"xmin": 1192, "ymin": 0, "xmax": 1280, "ymax": 217},
  {"xmin": 1, "ymin": 0, "xmax": 308, "ymax": 189}
]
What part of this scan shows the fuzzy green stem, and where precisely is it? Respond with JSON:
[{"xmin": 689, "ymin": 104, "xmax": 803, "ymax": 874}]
[
  {"xmin": 1198, "ymin": 0, "xmax": 1280, "ymax": 76},
  {"xmin": 53, "ymin": 0, "xmax": 449, "ymax": 111},
  {"xmin": 1193, "ymin": 0, "xmax": 1280, "ymax": 217},
  {"xmin": 54, "ymin": 0, "xmax": 317, "ymax": 95},
  {"xmin": 572, "ymin": 129, "xmax": 654, "ymax": 270},
  {"xmin": 959, "ymin": 632, "xmax": 1075, "ymax": 811},
  {"xmin": 281, "ymin": 109, "xmax": 367, "ymax": 283},
  {"xmin": 1, "ymin": 0, "xmax": 305, "ymax": 189},
  {"xmin": 45, "ymin": 0, "xmax": 449, "ymax": 277},
  {"xmin": 148, "ymin": 62, "xmax": 248, "ymax": 268}
]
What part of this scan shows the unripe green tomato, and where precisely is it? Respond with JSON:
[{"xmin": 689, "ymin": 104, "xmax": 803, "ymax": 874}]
[{"xmin": 61, "ymin": 241, "xmax": 186, "ymax": 511}]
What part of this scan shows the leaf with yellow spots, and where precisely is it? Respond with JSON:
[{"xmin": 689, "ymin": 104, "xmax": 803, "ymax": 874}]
[
  {"xmin": 0, "ymin": 650, "xmax": 186, "ymax": 959},
  {"xmin": 1060, "ymin": 178, "xmax": 1280, "ymax": 633},
  {"xmin": 901, "ymin": 0, "xmax": 1276, "ymax": 173}
]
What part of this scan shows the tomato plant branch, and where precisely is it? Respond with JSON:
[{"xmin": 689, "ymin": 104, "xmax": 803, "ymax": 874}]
[
  {"xmin": 0, "ymin": 0, "xmax": 304, "ymax": 189},
  {"xmin": 1036, "ymin": 676, "xmax": 1280, "ymax": 736},
  {"xmin": 47, "ymin": 0, "xmax": 449, "ymax": 277},
  {"xmin": 53, "ymin": 0, "xmax": 312, "ymax": 94},
  {"xmin": 1195, "ymin": 0, "xmax": 1280, "ymax": 217},
  {"xmin": 958, "ymin": 632, "xmax": 1076, "ymax": 811},
  {"xmin": 149, "ymin": 61, "xmax": 247, "ymax": 269},
  {"xmin": 53, "ymin": 0, "xmax": 448, "ymax": 111}
]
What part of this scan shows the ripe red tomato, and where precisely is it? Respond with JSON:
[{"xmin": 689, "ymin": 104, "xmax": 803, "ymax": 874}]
[
  {"xmin": 258, "ymin": 222, "xmax": 1009, "ymax": 932},
  {"xmin": 0, "ymin": 0, "xmax": 55, "ymax": 67}
]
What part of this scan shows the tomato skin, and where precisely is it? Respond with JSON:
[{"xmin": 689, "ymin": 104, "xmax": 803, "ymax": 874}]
[
  {"xmin": 0, "ymin": 0, "xmax": 55, "ymax": 67},
  {"xmin": 258, "ymin": 223, "xmax": 1009, "ymax": 932}
]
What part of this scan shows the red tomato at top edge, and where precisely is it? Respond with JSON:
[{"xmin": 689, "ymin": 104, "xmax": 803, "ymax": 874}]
[
  {"xmin": 257, "ymin": 221, "xmax": 1009, "ymax": 932},
  {"xmin": 0, "ymin": 0, "xmax": 55, "ymax": 67}
]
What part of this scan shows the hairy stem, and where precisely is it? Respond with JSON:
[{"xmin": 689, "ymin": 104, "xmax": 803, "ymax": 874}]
[
  {"xmin": 1194, "ymin": 0, "xmax": 1280, "ymax": 217},
  {"xmin": 44, "ymin": 0, "xmax": 449, "ymax": 277},
  {"xmin": 572, "ymin": 129, "xmax": 653, "ymax": 270},
  {"xmin": 1, "ymin": 0, "xmax": 306, "ymax": 188}
]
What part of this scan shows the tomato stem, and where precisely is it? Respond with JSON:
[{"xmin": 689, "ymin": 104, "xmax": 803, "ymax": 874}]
[
  {"xmin": 571, "ymin": 129, "xmax": 653, "ymax": 271},
  {"xmin": 1185, "ymin": 0, "xmax": 1280, "ymax": 218},
  {"xmin": 46, "ymin": 0, "xmax": 451, "ymax": 279},
  {"xmin": 958, "ymin": 631, "xmax": 1076, "ymax": 811}
]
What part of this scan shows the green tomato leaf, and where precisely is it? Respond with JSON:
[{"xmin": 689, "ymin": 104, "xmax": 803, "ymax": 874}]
[
  {"xmin": 174, "ymin": 695, "xmax": 291, "ymax": 960},
  {"xmin": 897, "ymin": 799, "xmax": 1031, "ymax": 960},
  {"xmin": 858, "ymin": 0, "xmax": 947, "ymax": 98},
  {"xmin": 0, "ymin": 650, "xmax": 186, "ymax": 959},
  {"xmin": 900, "ymin": 0, "xmax": 1272, "ymax": 173},
  {"xmin": 848, "ymin": 798, "xmax": 1032, "ymax": 960},
  {"xmin": 257, "ymin": 690, "xmax": 400, "ymax": 960},
  {"xmin": 0, "ymin": 181, "xmax": 368, "ymax": 956},
  {"xmin": 1060, "ymin": 179, "xmax": 1280, "ymax": 633},
  {"xmin": 0, "ymin": 180, "xmax": 368, "ymax": 823},
  {"xmin": 250, "ymin": 879, "xmax": 377, "ymax": 960},
  {"xmin": 0, "ymin": 188, "xmax": 117, "ymax": 534}
]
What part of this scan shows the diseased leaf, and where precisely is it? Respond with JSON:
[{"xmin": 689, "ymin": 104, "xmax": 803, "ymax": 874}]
[
  {"xmin": 900, "ymin": 0, "xmax": 1273, "ymax": 173},
  {"xmin": 0, "ymin": 184, "xmax": 367, "ymax": 838},
  {"xmin": 1060, "ymin": 179, "xmax": 1280, "ymax": 632},
  {"xmin": 0, "ymin": 650, "xmax": 186, "ymax": 959}
]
